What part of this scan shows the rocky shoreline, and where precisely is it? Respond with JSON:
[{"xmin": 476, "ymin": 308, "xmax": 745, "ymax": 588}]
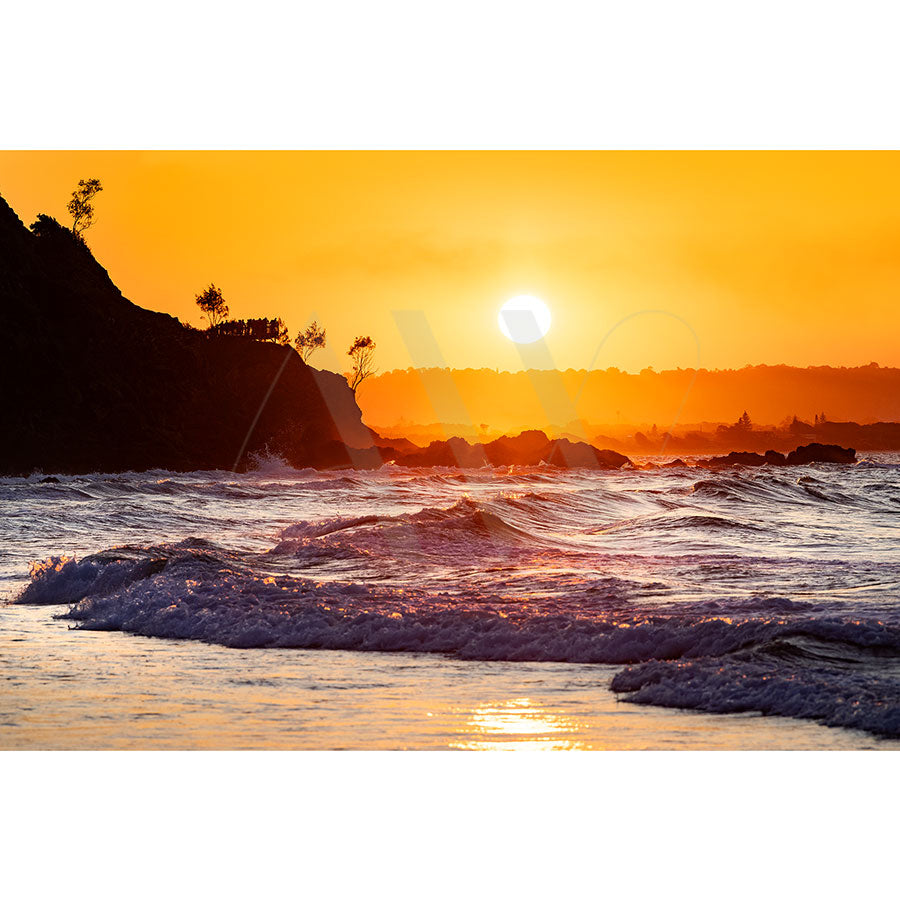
[
  {"xmin": 645, "ymin": 441, "xmax": 857, "ymax": 471},
  {"xmin": 376, "ymin": 431, "xmax": 856, "ymax": 471}
]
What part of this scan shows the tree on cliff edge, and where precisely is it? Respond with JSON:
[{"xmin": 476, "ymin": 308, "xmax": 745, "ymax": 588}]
[
  {"xmin": 295, "ymin": 321, "xmax": 327, "ymax": 363},
  {"xmin": 67, "ymin": 178, "xmax": 103, "ymax": 240},
  {"xmin": 272, "ymin": 317, "xmax": 291, "ymax": 346},
  {"xmin": 346, "ymin": 335, "xmax": 377, "ymax": 394},
  {"xmin": 195, "ymin": 284, "xmax": 229, "ymax": 329}
]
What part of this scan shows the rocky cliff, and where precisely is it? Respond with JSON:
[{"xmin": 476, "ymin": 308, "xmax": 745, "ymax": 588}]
[{"xmin": 0, "ymin": 194, "xmax": 377, "ymax": 475}]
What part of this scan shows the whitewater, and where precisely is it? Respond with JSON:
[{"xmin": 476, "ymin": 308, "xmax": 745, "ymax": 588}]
[{"xmin": 3, "ymin": 455, "xmax": 900, "ymax": 748}]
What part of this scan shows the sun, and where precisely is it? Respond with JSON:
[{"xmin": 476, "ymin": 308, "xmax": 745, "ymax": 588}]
[{"xmin": 498, "ymin": 295, "xmax": 552, "ymax": 344}]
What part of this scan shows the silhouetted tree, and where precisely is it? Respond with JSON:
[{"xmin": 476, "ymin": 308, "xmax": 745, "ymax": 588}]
[
  {"xmin": 67, "ymin": 178, "xmax": 103, "ymax": 240},
  {"xmin": 272, "ymin": 317, "xmax": 291, "ymax": 345},
  {"xmin": 196, "ymin": 284, "xmax": 229, "ymax": 329},
  {"xmin": 211, "ymin": 320, "xmax": 246, "ymax": 338},
  {"xmin": 295, "ymin": 321, "xmax": 327, "ymax": 363},
  {"xmin": 29, "ymin": 213, "xmax": 82, "ymax": 244},
  {"xmin": 736, "ymin": 410, "xmax": 752, "ymax": 431},
  {"xmin": 346, "ymin": 335, "xmax": 377, "ymax": 394},
  {"xmin": 210, "ymin": 316, "xmax": 291, "ymax": 343}
]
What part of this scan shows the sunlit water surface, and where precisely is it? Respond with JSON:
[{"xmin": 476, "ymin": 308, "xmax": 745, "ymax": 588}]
[{"xmin": 3, "ymin": 456, "xmax": 899, "ymax": 749}]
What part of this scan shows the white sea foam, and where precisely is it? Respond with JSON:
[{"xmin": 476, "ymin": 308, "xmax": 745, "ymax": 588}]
[{"xmin": 7, "ymin": 458, "xmax": 900, "ymax": 739}]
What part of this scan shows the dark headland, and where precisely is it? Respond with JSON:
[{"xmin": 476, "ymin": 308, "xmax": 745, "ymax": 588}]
[
  {"xmin": 0, "ymin": 193, "xmax": 377, "ymax": 474},
  {"xmin": 0, "ymin": 193, "xmax": 856, "ymax": 476}
]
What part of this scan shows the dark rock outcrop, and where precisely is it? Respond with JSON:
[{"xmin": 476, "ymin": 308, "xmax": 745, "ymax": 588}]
[
  {"xmin": 785, "ymin": 442, "xmax": 856, "ymax": 465},
  {"xmin": 543, "ymin": 437, "xmax": 630, "ymax": 469},
  {"xmin": 701, "ymin": 443, "xmax": 855, "ymax": 468},
  {"xmin": 372, "ymin": 435, "xmax": 421, "ymax": 456},
  {"xmin": 384, "ymin": 430, "xmax": 631, "ymax": 470},
  {"xmin": 0, "ymin": 194, "xmax": 375, "ymax": 475}
]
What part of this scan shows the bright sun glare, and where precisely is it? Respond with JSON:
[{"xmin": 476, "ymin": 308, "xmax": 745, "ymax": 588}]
[{"xmin": 498, "ymin": 295, "xmax": 552, "ymax": 344}]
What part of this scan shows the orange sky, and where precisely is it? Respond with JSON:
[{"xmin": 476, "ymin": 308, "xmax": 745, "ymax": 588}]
[{"xmin": 1, "ymin": 150, "xmax": 898, "ymax": 373}]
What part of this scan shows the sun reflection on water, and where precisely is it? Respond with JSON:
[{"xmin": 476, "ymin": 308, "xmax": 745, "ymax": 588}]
[{"xmin": 449, "ymin": 697, "xmax": 587, "ymax": 750}]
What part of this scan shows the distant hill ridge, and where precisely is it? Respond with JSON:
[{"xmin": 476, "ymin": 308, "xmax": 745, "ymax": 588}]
[{"xmin": 358, "ymin": 364, "xmax": 900, "ymax": 434}]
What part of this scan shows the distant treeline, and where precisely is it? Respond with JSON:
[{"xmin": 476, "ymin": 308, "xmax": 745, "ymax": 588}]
[
  {"xmin": 626, "ymin": 417, "xmax": 900, "ymax": 454},
  {"xmin": 358, "ymin": 364, "xmax": 900, "ymax": 433}
]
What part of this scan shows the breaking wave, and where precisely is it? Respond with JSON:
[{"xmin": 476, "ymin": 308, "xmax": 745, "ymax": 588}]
[{"xmin": 8, "ymin": 456, "xmax": 900, "ymax": 740}]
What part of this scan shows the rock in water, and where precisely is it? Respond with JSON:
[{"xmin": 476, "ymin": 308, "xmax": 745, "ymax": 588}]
[
  {"xmin": 786, "ymin": 443, "xmax": 856, "ymax": 465},
  {"xmin": 700, "ymin": 443, "xmax": 855, "ymax": 468}
]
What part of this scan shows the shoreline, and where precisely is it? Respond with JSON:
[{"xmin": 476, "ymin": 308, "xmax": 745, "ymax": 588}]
[
  {"xmin": 5, "ymin": 458, "xmax": 898, "ymax": 749},
  {"xmin": 3, "ymin": 604, "xmax": 893, "ymax": 751},
  {"xmin": 1, "ymin": 438, "xmax": 863, "ymax": 479}
]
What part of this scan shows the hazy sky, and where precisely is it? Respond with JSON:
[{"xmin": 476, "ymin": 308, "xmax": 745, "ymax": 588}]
[{"xmin": 2, "ymin": 150, "xmax": 898, "ymax": 373}]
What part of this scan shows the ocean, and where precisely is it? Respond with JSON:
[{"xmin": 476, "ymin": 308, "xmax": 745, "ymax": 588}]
[{"xmin": 3, "ymin": 456, "xmax": 900, "ymax": 749}]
